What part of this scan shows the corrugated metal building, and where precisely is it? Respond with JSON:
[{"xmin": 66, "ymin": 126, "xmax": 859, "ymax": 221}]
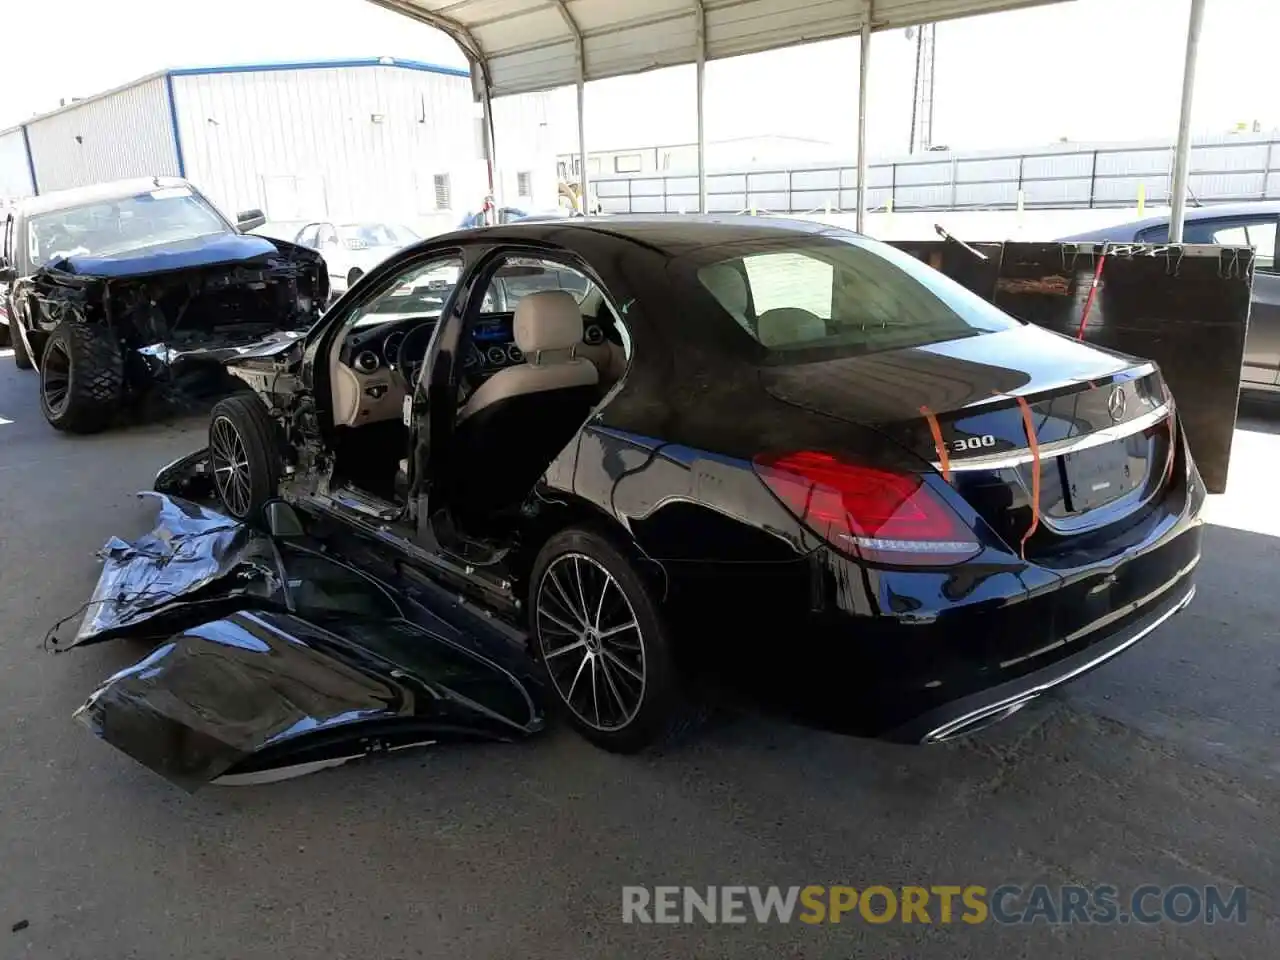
[{"xmin": 0, "ymin": 57, "xmax": 557, "ymax": 231}]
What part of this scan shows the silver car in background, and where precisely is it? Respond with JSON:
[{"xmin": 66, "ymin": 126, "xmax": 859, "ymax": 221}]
[{"xmin": 253, "ymin": 220, "xmax": 421, "ymax": 298}]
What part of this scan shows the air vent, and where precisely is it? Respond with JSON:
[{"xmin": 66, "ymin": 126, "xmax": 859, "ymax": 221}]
[{"xmin": 353, "ymin": 350, "xmax": 380, "ymax": 374}]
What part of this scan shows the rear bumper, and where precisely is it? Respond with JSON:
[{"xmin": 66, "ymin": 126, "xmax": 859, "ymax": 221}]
[{"xmin": 883, "ymin": 569, "xmax": 1197, "ymax": 743}]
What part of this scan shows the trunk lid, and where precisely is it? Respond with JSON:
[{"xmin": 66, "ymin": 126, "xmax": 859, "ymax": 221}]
[{"xmin": 760, "ymin": 325, "xmax": 1176, "ymax": 553}]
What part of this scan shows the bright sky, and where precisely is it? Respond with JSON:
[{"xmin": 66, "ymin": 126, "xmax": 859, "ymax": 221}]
[{"xmin": 1, "ymin": 0, "xmax": 1276, "ymax": 157}]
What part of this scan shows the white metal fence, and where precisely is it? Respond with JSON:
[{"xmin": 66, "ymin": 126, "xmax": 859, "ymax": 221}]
[{"xmin": 592, "ymin": 133, "xmax": 1280, "ymax": 215}]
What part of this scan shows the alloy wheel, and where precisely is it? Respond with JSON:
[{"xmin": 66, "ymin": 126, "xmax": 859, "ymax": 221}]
[
  {"xmin": 210, "ymin": 415, "xmax": 253, "ymax": 517},
  {"xmin": 536, "ymin": 553, "xmax": 646, "ymax": 731},
  {"xmin": 42, "ymin": 340, "xmax": 72, "ymax": 416}
]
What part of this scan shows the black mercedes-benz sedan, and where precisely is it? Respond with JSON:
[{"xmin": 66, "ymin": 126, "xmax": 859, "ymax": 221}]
[{"xmin": 150, "ymin": 215, "xmax": 1204, "ymax": 755}]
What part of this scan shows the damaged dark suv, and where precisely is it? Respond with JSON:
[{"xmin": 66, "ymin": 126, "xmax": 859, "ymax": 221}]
[{"xmin": 0, "ymin": 177, "xmax": 327, "ymax": 432}]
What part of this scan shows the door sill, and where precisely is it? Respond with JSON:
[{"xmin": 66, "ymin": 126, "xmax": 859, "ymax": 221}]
[{"xmin": 326, "ymin": 485, "xmax": 402, "ymax": 522}]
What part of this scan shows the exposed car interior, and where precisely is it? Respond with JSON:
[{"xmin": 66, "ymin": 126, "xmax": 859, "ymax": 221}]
[{"xmin": 325, "ymin": 255, "xmax": 628, "ymax": 517}]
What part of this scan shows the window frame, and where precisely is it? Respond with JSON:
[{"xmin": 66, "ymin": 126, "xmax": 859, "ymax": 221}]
[
  {"xmin": 297, "ymin": 223, "xmax": 322, "ymax": 248},
  {"xmin": 343, "ymin": 252, "xmax": 466, "ymax": 331},
  {"xmin": 1151, "ymin": 214, "xmax": 1280, "ymax": 274},
  {"xmin": 433, "ymin": 174, "xmax": 452, "ymax": 211},
  {"xmin": 613, "ymin": 153, "xmax": 643, "ymax": 174}
]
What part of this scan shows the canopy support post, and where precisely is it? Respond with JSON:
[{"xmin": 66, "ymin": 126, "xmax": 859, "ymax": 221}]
[
  {"xmin": 480, "ymin": 80, "xmax": 500, "ymax": 213},
  {"xmin": 1169, "ymin": 0, "xmax": 1205, "ymax": 243},
  {"xmin": 553, "ymin": 0, "xmax": 589, "ymax": 213},
  {"xmin": 856, "ymin": 2, "xmax": 872, "ymax": 233},
  {"xmin": 695, "ymin": 0, "xmax": 708, "ymax": 214}
]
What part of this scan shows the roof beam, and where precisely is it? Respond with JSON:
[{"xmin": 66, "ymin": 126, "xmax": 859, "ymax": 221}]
[
  {"xmin": 365, "ymin": 0, "xmax": 491, "ymax": 88},
  {"xmin": 366, "ymin": 0, "xmax": 1076, "ymax": 98}
]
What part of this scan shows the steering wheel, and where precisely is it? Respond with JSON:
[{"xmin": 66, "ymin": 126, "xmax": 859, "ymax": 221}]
[{"xmin": 394, "ymin": 320, "xmax": 438, "ymax": 387}]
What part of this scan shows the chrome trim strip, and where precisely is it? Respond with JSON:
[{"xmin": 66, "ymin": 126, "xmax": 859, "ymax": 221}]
[
  {"xmin": 932, "ymin": 402, "xmax": 1172, "ymax": 473},
  {"xmin": 1060, "ymin": 553, "xmax": 1200, "ymax": 644},
  {"xmin": 923, "ymin": 580, "xmax": 1196, "ymax": 743}
]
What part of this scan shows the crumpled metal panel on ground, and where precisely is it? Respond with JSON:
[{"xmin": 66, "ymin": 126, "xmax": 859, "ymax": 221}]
[{"xmin": 60, "ymin": 494, "xmax": 544, "ymax": 791}]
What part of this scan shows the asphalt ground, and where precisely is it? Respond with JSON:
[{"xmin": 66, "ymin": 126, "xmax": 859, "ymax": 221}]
[{"xmin": 1, "ymin": 353, "xmax": 1277, "ymax": 959}]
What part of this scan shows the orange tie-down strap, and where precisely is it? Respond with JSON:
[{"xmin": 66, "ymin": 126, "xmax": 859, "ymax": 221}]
[
  {"xmin": 1015, "ymin": 395, "xmax": 1041, "ymax": 560},
  {"xmin": 923, "ymin": 399, "xmax": 1040, "ymax": 559},
  {"xmin": 920, "ymin": 406, "xmax": 951, "ymax": 484}
]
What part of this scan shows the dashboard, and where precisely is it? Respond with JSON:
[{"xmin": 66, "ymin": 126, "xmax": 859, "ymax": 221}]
[
  {"xmin": 339, "ymin": 314, "xmax": 437, "ymax": 377},
  {"xmin": 461, "ymin": 313, "xmax": 608, "ymax": 379},
  {"xmin": 333, "ymin": 314, "xmax": 437, "ymax": 428},
  {"xmin": 331, "ymin": 307, "xmax": 617, "ymax": 428}
]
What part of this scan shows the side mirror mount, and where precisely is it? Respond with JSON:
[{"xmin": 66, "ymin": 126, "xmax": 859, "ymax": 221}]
[
  {"xmin": 236, "ymin": 208, "xmax": 266, "ymax": 233},
  {"xmin": 263, "ymin": 499, "xmax": 305, "ymax": 538}
]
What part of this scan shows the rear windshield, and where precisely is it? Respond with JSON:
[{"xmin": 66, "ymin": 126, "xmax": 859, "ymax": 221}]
[{"xmin": 696, "ymin": 236, "xmax": 1020, "ymax": 362}]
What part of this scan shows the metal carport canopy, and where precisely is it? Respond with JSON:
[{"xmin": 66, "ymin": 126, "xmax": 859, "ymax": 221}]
[
  {"xmin": 369, "ymin": 0, "xmax": 1076, "ymax": 226},
  {"xmin": 368, "ymin": 0, "xmax": 1072, "ymax": 97}
]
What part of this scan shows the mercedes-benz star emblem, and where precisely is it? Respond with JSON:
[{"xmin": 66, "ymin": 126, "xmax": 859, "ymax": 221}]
[{"xmin": 1107, "ymin": 385, "xmax": 1127, "ymax": 422}]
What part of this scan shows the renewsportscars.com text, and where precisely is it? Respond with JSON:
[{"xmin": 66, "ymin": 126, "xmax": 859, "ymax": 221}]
[{"xmin": 621, "ymin": 885, "xmax": 1248, "ymax": 926}]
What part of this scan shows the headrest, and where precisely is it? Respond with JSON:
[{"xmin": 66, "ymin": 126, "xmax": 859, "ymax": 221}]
[
  {"xmin": 514, "ymin": 291, "xmax": 583, "ymax": 359},
  {"xmin": 756, "ymin": 308, "xmax": 828, "ymax": 348},
  {"xmin": 701, "ymin": 263, "xmax": 750, "ymax": 318}
]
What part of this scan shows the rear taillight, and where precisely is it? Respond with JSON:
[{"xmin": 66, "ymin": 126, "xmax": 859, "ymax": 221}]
[{"xmin": 752, "ymin": 451, "xmax": 981, "ymax": 566}]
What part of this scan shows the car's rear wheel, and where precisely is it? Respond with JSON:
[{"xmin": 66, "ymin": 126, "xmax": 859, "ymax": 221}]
[
  {"xmin": 529, "ymin": 527, "xmax": 698, "ymax": 753},
  {"xmin": 0, "ymin": 322, "xmax": 10, "ymax": 348},
  {"xmin": 208, "ymin": 392, "xmax": 282, "ymax": 522},
  {"xmin": 11, "ymin": 320, "xmax": 33, "ymax": 370},
  {"xmin": 39, "ymin": 322, "xmax": 123, "ymax": 432}
]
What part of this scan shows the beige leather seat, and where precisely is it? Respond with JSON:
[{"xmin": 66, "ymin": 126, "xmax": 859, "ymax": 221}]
[
  {"xmin": 458, "ymin": 290, "xmax": 599, "ymax": 421},
  {"xmin": 451, "ymin": 291, "xmax": 600, "ymax": 512},
  {"xmin": 574, "ymin": 338, "xmax": 627, "ymax": 385},
  {"xmin": 756, "ymin": 307, "xmax": 828, "ymax": 347}
]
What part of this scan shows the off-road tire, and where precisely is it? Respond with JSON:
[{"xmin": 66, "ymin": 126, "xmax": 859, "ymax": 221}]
[
  {"xmin": 10, "ymin": 321, "xmax": 32, "ymax": 370},
  {"xmin": 528, "ymin": 526, "xmax": 704, "ymax": 753},
  {"xmin": 208, "ymin": 391, "xmax": 283, "ymax": 522},
  {"xmin": 39, "ymin": 322, "xmax": 123, "ymax": 432}
]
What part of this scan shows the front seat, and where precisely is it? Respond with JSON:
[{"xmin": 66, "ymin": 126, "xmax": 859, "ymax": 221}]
[
  {"xmin": 452, "ymin": 290, "xmax": 599, "ymax": 511},
  {"xmin": 756, "ymin": 307, "xmax": 828, "ymax": 347}
]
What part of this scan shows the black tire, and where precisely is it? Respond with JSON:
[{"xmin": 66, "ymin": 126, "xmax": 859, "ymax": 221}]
[
  {"xmin": 0, "ymin": 322, "xmax": 10, "ymax": 348},
  {"xmin": 39, "ymin": 322, "xmax": 123, "ymax": 432},
  {"xmin": 11, "ymin": 321, "xmax": 33, "ymax": 370},
  {"xmin": 208, "ymin": 392, "xmax": 282, "ymax": 522},
  {"xmin": 528, "ymin": 527, "xmax": 700, "ymax": 753}
]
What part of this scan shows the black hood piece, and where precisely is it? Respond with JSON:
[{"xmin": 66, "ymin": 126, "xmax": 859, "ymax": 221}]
[{"xmin": 63, "ymin": 495, "xmax": 544, "ymax": 790}]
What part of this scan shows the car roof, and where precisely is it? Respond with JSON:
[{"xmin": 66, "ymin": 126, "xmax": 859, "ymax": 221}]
[
  {"xmin": 438, "ymin": 214, "xmax": 857, "ymax": 259},
  {"xmin": 15, "ymin": 177, "xmax": 196, "ymax": 217},
  {"xmin": 1060, "ymin": 200, "xmax": 1280, "ymax": 241}
]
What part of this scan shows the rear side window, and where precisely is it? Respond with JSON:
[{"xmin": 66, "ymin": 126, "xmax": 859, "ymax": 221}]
[{"xmin": 697, "ymin": 237, "xmax": 1020, "ymax": 361}]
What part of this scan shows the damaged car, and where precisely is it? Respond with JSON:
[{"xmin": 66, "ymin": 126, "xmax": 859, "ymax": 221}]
[
  {"xmin": 60, "ymin": 492, "xmax": 544, "ymax": 789},
  {"xmin": 154, "ymin": 216, "xmax": 1205, "ymax": 753},
  {"xmin": 0, "ymin": 177, "xmax": 327, "ymax": 432}
]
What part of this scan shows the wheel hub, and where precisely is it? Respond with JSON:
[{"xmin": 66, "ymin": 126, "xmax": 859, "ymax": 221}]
[
  {"xmin": 535, "ymin": 553, "xmax": 647, "ymax": 732},
  {"xmin": 210, "ymin": 415, "xmax": 253, "ymax": 517}
]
